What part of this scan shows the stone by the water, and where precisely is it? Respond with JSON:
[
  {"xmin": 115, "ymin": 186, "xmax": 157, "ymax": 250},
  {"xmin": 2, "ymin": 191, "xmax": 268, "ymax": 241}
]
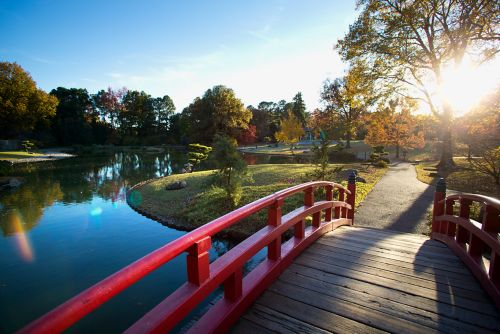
[
  {"xmin": 165, "ymin": 181, "xmax": 187, "ymax": 190},
  {"xmin": 9, "ymin": 178, "xmax": 21, "ymax": 188}
]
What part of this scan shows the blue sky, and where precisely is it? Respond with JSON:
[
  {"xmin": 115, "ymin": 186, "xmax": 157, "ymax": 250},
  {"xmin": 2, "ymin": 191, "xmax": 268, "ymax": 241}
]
[{"xmin": 0, "ymin": 0, "xmax": 358, "ymax": 111}]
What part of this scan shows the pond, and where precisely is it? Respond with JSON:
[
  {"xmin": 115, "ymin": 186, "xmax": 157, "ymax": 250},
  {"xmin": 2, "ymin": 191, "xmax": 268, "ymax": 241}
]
[{"xmin": 0, "ymin": 150, "xmax": 267, "ymax": 333}]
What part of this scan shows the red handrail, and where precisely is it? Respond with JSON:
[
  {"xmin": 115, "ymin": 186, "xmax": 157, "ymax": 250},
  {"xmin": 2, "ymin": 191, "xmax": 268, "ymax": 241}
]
[
  {"xmin": 19, "ymin": 177, "xmax": 356, "ymax": 334},
  {"xmin": 431, "ymin": 178, "xmax": 500, "ymax": 309}
]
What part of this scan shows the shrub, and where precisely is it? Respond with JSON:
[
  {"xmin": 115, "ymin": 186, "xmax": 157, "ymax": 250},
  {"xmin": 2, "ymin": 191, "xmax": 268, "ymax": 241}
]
[
  {"xmin": 211, "ymin": 135, "xmax": 252, "ymax": 206},
  {"xmin": 374, "ymin": 160, "xmax": 388, "ymax": 168},
  {"xmin": 310, "ymin": 136, "xmax": 343, "ymax": 180},
  {"xmin": 328, "ymin": 150, "xmax": 358, "ymax": 162},
  {"xmin": 188, "ymin": 143, "xmax": 212, "ymax": 172}
]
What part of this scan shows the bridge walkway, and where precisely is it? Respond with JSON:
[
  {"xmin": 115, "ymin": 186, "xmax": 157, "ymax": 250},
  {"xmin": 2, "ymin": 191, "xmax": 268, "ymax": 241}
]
[{"xmin": 233, "ymin": 226, "xmax": 500, "ymax": 334}]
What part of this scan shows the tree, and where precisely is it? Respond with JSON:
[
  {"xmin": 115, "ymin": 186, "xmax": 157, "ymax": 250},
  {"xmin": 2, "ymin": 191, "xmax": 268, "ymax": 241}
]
[
  {"xmin": 337, "ymin": 0, "xmax": 500, "ymax": 168},
  {"xmin": 0, "ymin": 62, "xmax": 58, "ymax": 138},
  {"xmin": 237, "ymin": 125, "xmax": 257, "ymax": 145},
  {"xmin": 365, "ymin": 99, "xmax": 425, "ymax": 159},
  {"xmin": 469, "ymin": 146, "xmax": 500, "ymax": 185},
  {"xmin": 120, "ymin": 90, "xmax": 156, "ymax": 142},
  {"xmin": 321, "ymin": 61, "xmax": 378, "ymax": 148},
  {"xmin": 183, "ymin": 85, "xmax": 251, "ymax": 144},
  {"xmin": 292, "ymin": 92, "xmax": 307, "ymax": 126},
  {"xmin": 457, "ymin": 89, "xmax": 500, "ymax": 158},
  {"xmin": 92, "ymin": 87, "xmax": 127, "ymax": 129},
  {"xmin": 153, "ymin": 95, "xmax": 175, "ymax": 131},
  {"xmin": 50, "ymin": 87, "xmax": 94, "ymax": 145},
  {"xmin": 275, "ymin": 111, "xmax": 305, "ymax": 154},
  {"xmin": 212, "ymin": 134, "xmax": 250, "ymax": 206}
]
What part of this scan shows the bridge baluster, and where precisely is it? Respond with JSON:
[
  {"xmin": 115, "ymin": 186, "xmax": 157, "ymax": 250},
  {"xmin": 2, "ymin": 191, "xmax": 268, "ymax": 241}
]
[
  {"xmin": 187, "ymin": 236, "xmax": 211, "ymax": 285},
  {"xmin": 457, "ymin": 198, "xmax": 471, "ymax": 247},
  {"xmin": 432, "ymin": 178, "xmax": 446, "ymax": 233},
  {"xmin": 445, "ymin": 198, "xmax": 455, "ymax": 236},
  {"xmin": 325, "ymin": 185, "xmax": 333, "ymax": 222},
  {"xmin": 338, "ymin": 189, "xmax": 345, "ymax": 218},
  {"xmin": 267, "ymin": 198, "xmax": 283, "ymax": 260},
  {"xmin": 224, "ymin": 268, "xmax": 243, "ymax": 301}
]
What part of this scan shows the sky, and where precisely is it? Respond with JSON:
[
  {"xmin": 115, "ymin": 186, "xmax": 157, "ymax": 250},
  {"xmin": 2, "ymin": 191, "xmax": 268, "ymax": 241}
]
[{"xmin": 0, "ymin": 0, "xmax": 358, "ymax": 112}]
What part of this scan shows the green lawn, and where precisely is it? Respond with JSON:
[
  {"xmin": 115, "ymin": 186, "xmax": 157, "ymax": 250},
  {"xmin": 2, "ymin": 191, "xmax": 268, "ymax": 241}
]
[
  {"xmin": 0, "ymin": 151, "xmax": 43, "ymax": 160},
  {"xmin": 416, "ymin": 157, "xmax": 499, "ymax": 196},
  {"xmin": 133, "ymin": 163, "xmax": 387, "ymax": 239}
]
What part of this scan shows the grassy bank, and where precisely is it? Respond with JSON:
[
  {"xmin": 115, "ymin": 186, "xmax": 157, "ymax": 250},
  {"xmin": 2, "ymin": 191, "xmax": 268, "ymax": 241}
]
[
  {"xmin": 132, "ymin": 163, "xmax": 386, "ymax": 239},
  {"xmin": 0, "ymin": 151, "xmax": 44, "ymax": 161},
  {"xmin": 416, "ymin": 157, "xmax": 499, "ymax": 196}
]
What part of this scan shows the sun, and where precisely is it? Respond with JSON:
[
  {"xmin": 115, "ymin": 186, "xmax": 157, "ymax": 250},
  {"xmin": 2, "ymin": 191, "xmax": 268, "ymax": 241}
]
[{"xmin": 439, "ymin": 57, "xmax": 499, "ymax": 116}]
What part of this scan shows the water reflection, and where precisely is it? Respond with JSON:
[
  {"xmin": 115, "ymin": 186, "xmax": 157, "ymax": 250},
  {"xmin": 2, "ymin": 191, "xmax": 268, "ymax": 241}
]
[{"xmin": 0, "ymin": 151, "xmax": 182, "ymax": 236}]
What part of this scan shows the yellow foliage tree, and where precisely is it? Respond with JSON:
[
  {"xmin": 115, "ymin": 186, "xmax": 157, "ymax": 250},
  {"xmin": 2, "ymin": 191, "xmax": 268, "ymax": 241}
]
[{"xmin": 275, "ymin": 111, "xmax": 305, "ymax": 154}]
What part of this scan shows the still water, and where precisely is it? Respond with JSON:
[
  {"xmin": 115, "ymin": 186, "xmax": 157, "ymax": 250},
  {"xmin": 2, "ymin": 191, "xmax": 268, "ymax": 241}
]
[{"xmin": 0, "ymin": 151, "xmax": 267, "ymax": 333}]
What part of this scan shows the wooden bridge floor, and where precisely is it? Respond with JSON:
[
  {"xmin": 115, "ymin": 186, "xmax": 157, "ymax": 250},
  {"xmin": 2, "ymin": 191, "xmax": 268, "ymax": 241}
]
[{"xmin": 232, "ymin": 226, "xmax": 500, "ymax": 334}]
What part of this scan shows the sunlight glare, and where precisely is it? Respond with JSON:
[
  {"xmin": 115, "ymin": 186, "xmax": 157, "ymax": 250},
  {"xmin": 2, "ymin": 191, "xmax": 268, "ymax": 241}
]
[{"xmin": 439, "ymin": 57, "xmax": 499, "ymax": 115}]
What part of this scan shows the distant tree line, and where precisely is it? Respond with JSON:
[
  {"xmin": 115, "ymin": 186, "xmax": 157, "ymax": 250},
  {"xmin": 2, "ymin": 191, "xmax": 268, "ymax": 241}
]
[{"xmin": 0, "ymin": 62, "xmax": 312, "ymax": 148}]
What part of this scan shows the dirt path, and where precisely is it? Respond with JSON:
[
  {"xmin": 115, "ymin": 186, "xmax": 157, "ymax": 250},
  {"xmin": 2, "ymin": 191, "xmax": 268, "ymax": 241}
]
[{"xmin": 355, "ymin": 162, "xmax": 443, "ymax": 234}]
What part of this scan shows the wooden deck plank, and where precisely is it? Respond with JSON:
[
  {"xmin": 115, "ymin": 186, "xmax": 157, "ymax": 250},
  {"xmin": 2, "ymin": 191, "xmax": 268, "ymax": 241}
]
[
  {"xmin": 285, "ymin": 263, "xmax": 500, "ymax": 330},
  {"xmin": 300, "ymin": 249, "xmax": 485, "ymax": 293},
  {"xmin": 232, "ymin": 227, "xmax": 500, "ymax": 334},
  {"xmin": 240, "ymin": 304, "xmax": 332, "ymax": 334},
  {"xmin": 294, "ymin": 255, "xmax": 490, "ymax": 304},
  {"xmin": 316, "ymin": 238, "xmax": 469, "ymax": 271},
  {"xmin": 279, "ymin": 267, "xmax": 500, "ymax": 332},
  {"xmin": 255, "ymin": 291, "xmax": 388, "ymax": 334},
  {"xmin": 310, "ymin": 242, "xmax": 477, "ymax": 281},
  {"xmin": 317, "ymin": 236, "xmax": 465, "ymax": 264}
]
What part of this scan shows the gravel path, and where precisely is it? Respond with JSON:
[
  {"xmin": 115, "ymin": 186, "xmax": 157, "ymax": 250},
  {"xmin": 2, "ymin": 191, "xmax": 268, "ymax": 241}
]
[{"xmin": 354, "ymin": 162, "xmax": 439, "ymax": 234}]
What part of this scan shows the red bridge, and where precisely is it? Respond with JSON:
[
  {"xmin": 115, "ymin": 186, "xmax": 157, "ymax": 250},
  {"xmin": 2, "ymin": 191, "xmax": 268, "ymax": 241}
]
[{"xmin": 19, "ymin": 175, "xmax": 500, "ymax": 333}]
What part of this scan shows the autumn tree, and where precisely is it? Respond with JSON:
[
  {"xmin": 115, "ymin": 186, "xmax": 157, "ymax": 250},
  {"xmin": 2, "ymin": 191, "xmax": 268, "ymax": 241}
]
[
  {"xmin": 275, "ymin": 111, "xmax": 305, "ymax": 154},
  {"xmin": 237, "ymin": 125, "xmax": 257, "ymax": 145},
  {"xmin": 182, "ymin": 85, "xmax": 251, "ymax": 144},
  {"xmin": 0, "ymin": 62, "xmax": 58, "ymax": 138},
  {"xmin": 337, "ymin": 0, "xmax": 500, "ymax": 168},
  {"xmin": 321, "ymin": 61, "xmax": 379, "ymax": 148},
  {"xmin": 365, "ymin": 99, "xmax": 425, "ymax": 160},
  {"xmin": 92, "ymin": 87, "xmax": 127, "ymax": 129}
]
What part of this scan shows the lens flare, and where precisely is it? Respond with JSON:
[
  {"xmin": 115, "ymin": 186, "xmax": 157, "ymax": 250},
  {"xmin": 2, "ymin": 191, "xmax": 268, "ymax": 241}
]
[
  {"xmin": 90, "ymin": 207, "xmax": 103, "ymax": 216},
  {"xmin": 9, "ymin": 211, "xmax": 34, "ymax": 262}
]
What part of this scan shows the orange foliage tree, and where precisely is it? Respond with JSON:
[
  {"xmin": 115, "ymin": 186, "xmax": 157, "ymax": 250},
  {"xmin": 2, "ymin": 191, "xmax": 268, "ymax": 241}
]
[{"xmin": 365, "ymin": 99, "xmax": 424, "ymax": 160}]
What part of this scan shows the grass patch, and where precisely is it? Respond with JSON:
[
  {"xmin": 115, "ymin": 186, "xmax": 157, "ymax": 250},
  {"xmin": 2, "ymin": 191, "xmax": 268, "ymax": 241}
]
[
  {"xmin": 416, "ymin": 158, "xmax": 499, "ymax": 196},
  {"xmin": 134, "ymin": 163, "xmax": 386, "ymax": 239},
  {"xmin": 0, "ymin": 151, "xmax": 43, "ymax": 160}
]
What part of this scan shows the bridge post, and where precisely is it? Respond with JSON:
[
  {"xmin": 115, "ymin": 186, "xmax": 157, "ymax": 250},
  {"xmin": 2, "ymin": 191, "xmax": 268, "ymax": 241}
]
[
  {"xmin": 187, "ymin": 236, "xmax": 211, "ymax": 285},
  {"xmin": 432, "ymin": 178, "xmax": 446, "ymax": 234},
  {"xmin": 347, "ymin": 172, "xmax": 356, "ymax": 224},
  {"xmin": 268, "ymin": 198, "xmax": 283, "ymax": 260}
]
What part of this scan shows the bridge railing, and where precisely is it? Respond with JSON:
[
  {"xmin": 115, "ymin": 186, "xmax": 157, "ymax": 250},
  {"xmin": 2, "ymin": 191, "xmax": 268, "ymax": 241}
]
[
  {"xmin": 19, "ymin": 174, "xmax": 357, "ymax": 334},
  {"xmin": 432, "ymin": 178, "xmax": 500, "ymax": 309}
]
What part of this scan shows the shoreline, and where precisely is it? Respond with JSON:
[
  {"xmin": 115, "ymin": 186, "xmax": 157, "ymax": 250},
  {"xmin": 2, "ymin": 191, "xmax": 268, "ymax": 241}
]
[{"xmin": 126, "ymin": 176, "xmax": 249, "ymax": 240}]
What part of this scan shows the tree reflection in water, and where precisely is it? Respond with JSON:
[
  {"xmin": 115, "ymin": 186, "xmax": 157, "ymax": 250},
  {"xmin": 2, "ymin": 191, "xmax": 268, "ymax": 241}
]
[{"xmin": 0, "ymin": 150, "xmax": 183, "ymax": 236}]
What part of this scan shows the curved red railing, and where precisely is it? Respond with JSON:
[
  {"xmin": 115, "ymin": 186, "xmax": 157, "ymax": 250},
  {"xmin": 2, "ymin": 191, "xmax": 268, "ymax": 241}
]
[
  {"xmin": 432, "ymin": 178, "xmax": 500, "ymax": 309},
  {"xmin": 19, "ymin": 178, "xmax": 356, "ymax": 334}
]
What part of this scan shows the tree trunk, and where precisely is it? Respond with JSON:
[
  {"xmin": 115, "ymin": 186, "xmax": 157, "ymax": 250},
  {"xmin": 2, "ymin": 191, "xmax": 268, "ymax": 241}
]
[
  {"xmin": 345, "ymin": 131, "xmax": 351, "ymax": 149},
  {"xmin": 395, "ymin": 144, "xmax": 400, "ymax": 159},
  {"xmin": 437, "ymin": 103, "xmax": 455, "ymax": 169}
]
